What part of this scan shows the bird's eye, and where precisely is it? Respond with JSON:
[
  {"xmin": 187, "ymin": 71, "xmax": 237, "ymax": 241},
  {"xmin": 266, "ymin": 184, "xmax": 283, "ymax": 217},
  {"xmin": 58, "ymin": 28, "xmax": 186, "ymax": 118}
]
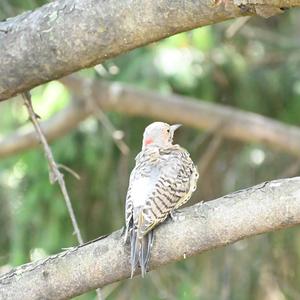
[{"xmin": 167, "ymin": 129, "xmax": 170, "ymax": 133}]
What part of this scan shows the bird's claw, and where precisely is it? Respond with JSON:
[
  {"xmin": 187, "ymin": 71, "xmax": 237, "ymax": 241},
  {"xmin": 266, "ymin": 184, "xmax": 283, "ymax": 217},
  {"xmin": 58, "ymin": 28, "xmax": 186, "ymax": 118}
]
[{"xmin": 169, "ymin": 210, "xmax": 185, "ymax": 222}]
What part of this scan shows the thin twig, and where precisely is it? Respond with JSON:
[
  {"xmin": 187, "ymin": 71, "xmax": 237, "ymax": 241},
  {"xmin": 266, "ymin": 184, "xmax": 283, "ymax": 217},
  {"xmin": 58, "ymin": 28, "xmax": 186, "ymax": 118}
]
[
  {"xmin": 22, "ymin": 91, "xmax": 83, "ymax": 244},
  {"xmin": 83, "ymin": 79, "xmax": 130, "ymax": 156},
  {"xmin": 57, "ymin": 164, "xmax": 81, "ymax": 180},
  {"xmin": 22, "ymin": 91, "xmax": 104, "ymax": 300},
  {"xmin": 197, "ymin": 135, "xmax": 224, "ymax": 179},
  {"xmin": 81, "ymin": 80, "xmax": 124, "ymax": 300},
  {"xmin": 225, "ymin": 16, "xmax": 251, "ymax": 39},
  {"xmin": 94, "ymin": 107, "xmax": 130, "ymax": 155}
]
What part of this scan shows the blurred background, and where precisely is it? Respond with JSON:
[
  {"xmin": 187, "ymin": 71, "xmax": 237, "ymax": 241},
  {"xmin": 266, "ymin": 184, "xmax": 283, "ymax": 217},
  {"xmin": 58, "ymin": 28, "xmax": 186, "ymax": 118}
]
[{"xmin": 1, "ymin": 2, "xmax": 300, "ymax": 300}]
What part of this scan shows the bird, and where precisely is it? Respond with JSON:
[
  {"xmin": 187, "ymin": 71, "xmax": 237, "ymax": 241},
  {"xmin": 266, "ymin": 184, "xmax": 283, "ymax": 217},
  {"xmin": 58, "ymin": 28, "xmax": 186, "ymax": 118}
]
[{"xmin": 124, "ymin": 121, "xmax": 199, "ymax": 278}]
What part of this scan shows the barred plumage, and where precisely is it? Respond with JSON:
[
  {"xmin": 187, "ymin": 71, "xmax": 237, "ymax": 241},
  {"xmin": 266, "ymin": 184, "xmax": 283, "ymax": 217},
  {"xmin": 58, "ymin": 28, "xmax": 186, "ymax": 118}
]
[{"xmin": 124, "ymin": 122, "xmax": 198, "ymax": 277}]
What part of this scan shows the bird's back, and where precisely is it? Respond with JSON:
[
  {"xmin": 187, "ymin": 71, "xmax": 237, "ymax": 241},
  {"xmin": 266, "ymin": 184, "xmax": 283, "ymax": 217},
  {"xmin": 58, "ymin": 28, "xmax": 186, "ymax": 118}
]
[{"xmin": 125, "ymin": 144, "xmax": 198, "ymax": 277}]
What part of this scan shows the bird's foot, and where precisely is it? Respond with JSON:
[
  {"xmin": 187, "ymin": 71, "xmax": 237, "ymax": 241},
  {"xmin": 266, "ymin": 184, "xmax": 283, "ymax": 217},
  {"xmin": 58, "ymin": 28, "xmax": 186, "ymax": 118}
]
[
  {"xmin": 194, "ymin": 200, "xmax": 209, "ymax": 219},
  {"xmin": 169, "ymin": 210, "xmax": 185, "ymax": 222},
  {"xmin": 169, "ymin": 210, "xmax": 176, "ymax": 221}
]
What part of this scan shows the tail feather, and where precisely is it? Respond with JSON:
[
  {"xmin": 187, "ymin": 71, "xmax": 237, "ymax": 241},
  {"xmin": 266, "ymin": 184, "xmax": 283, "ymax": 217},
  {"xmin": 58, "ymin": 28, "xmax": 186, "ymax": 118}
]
[
  {"xmin": 145, "ymin": 230, "xmax": 153, "ymax": 266},
  {"xmin": 124, "ymin": 217, "xmax": 133, "ymax": 244},
  {"xmin": 129, "ymin": 228, "xmax": 154, "ymax": 278},
  {"xmin": 130, "ymin": 228, "xmax": 139, "ymax": 278},
  {"xmin": 140, "ymin": 231, "xmax": 153, "ymax": 277}
]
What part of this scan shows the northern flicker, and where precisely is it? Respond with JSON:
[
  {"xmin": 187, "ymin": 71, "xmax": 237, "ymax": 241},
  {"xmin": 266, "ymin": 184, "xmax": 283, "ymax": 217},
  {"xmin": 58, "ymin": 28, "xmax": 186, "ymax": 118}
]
[{"xmin": 124, "ymin": 122, "xmax": 199, "ymax": 278}]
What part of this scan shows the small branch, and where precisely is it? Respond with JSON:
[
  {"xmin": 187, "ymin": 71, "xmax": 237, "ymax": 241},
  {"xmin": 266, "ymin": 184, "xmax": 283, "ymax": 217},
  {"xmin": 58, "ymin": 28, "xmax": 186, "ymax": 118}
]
[
  {"xmin": 81, "ymin": 79, "xmax": 129, "ymax": 156},
  {"xmin": 0, "ymin": 177, "xmax": 299, "ymax": 299},
  {"xmin": 197, "ymin": 134, "xmax": 223, "ymax": 178},
  {"xmin": 57, "ymin": 164, "xmax": 81, "ymax": 180},
  {"xmin": 94, "ymin": 107, "xmax": 130, "ymax": 155},
  {"xmin": 225, "ymin": 16, "xmax": 251, "ymax": 39},
  {"xmin": 22, "ymin": 92, "xmax": 83, "ymax": 244}
]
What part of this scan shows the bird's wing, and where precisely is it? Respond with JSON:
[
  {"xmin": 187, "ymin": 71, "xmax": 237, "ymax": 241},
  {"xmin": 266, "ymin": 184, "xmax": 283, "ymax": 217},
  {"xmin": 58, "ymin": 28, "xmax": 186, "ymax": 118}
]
[{"xmin": 140, "ymin": 147, "xmax": 198, "ymax": 235}]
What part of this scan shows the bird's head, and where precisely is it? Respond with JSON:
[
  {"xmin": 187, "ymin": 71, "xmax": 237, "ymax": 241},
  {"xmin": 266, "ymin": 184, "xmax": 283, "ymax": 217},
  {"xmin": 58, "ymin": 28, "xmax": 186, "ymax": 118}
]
[{"xmin": 142, "ymin": 122, "xmax": 181, "ymax": 150}]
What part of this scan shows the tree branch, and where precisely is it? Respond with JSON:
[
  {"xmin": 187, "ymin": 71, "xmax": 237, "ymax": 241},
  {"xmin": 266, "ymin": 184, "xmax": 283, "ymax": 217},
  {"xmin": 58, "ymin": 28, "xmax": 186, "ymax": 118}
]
[
  {"xmin": 0, "ymin": 177, "xmax": 299, "ymax": 299},
  {"xmin": 1, "ymin": 0, "xmax": 299, "ymax": 101},
  {"xmin": 1, "ymin": 78, "xmax": 300, "ymax": 159}
]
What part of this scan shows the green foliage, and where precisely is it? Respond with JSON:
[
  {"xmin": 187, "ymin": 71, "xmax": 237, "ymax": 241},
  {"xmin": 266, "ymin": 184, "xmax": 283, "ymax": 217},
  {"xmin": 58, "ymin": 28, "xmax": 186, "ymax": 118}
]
[{"xmin": 1, "ymin": 2, "xmax": 300, "ymax": 299}]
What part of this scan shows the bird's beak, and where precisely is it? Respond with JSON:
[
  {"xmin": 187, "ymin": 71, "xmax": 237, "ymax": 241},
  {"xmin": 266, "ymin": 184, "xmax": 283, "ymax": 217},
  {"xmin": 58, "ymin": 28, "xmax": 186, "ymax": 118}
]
[{"xmin": 170, "ymin": 124, "xmax": 182, "ymax": 132}]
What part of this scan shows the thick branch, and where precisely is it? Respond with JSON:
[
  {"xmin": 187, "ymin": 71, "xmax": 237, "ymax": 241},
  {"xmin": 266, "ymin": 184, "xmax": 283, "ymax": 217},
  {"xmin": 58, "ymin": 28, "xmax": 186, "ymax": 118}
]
[
  {"xmin": 0, "ymin": 177, "xmax": 299, "ymax": 299},
  {"xmin": 1, "ymin": 79, "xmax": 300, "ymax": 158},
  {"xmin": 0, "ymin": 0, "xmax": 239, "ymax": 100},
  {"xmin": 1, "ymin": 0, "xmax": 299, "ymax": 101}
]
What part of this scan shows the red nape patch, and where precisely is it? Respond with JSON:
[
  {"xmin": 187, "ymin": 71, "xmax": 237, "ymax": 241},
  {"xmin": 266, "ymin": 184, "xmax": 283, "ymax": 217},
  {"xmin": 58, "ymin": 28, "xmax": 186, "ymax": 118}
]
[{"xmin": 144, "ymin": 138, "xmax": 153, "ymax": 146}]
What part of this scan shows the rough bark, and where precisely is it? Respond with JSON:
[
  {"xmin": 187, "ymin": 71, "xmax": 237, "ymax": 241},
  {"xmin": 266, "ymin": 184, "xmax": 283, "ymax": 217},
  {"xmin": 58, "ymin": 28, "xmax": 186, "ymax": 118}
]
[
  {"xmin": 232, "ymin": 0, "xmax": 300, "ymax": 17},
  {"xmin": 1, "ymin": 177, "xmax": 300, "ymax": 300},
  {"xmin": 2, "ymin": 78, "xmax": 300, "ymax": 159},
  {"xmin": 1, "ymin": 0, "xmax": 299, "ymax": 101},
  {"xmin": 0, "ymin": 0, "xmax": 241, "ymax": 101}
]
